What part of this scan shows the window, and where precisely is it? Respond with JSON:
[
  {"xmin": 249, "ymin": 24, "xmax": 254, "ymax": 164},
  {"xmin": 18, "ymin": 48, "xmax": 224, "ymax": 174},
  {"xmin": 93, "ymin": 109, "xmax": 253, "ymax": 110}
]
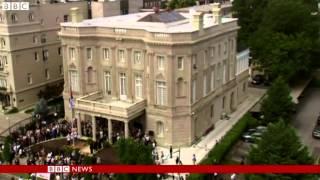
[
  {"xmin": 118, "ymin": 49, "xmax": 125, "ymax": 62},
  {"xmin": 224, "ymin": 42, "xmax": 227, "ymax": 54},
  {"xmin": 58, "ymin": 47, "xmax": 61, "ymax": 56},
  {"xmin": 157, "ymin": 56, "xmax": 165, "ymax": 70},
  {"xmin": 27, "ymin": 73, "xmax": 32, "ymax": 84},
  {"xmin": 243, "ymin": 82, "xmax": 246, "ymax": 92},
  {"xmin": 56, "ymin": 17, "xmax": 60, "ymax": 24},
  {"xmin": 156, "ymin": 121, "xmax": 164, "ymax": 137},
  {"xmin": 192, "ymin": 55, "xmax": 197, "ymax": 69},
  {"xmin": 134, "ymin": 51, "xmax": 142, "ymax": 64},
  {"xmin": 192, "ymin": 79, "xmax": 196, "ymax": 103},
  {"xmin": 70, "ymin": 71, "xmax": 79, "ymax": 92},
  {"xmin": 69, "ymin": 48, "xmax": 75, "ymax": 60},
  {"xmin": 104, "ymin": 71, "xmax": 112, "ymax": 95},
  {"xmin": 203, "ymin": 50, "xmax": 207, "ymax": 66},
  {"xmin": 210, "ymin": 104, "xmax": 214, "ymax": 118},
  {"xmin": 222, "ymin": 96, "xmax": 226, "ymax": 109},
  {"xmin": 43, "ymin": 50, "xmax": 49, "ymax": 61},
  {"xmin": 177, "ymin": 78, "xmax": 184, "ymax": 97},
  {"xmin": 218, "ymin": 44, "xmax": 221, "ymax": 57},
  {"xmin": 135, "ymin": 75, "xmax": 143, "ymax": 98},
  {"xmin": 59, "ymin": 65, "xmax": 63, "ymax": 75},
  {"xmin": 203, "ymin": 74, "xmax": 207, "ymax": 96},
  {"xmin": 0, "ymin": 56, "xmax": 7, "ymax": 65},
  {"xmin": 33, "ymin": 35, "xmax": 38, "ymax": 44},
  {"xmin": 0, "ymin": 58, "xmax": 4, "ymax": 69},
  {"xmin": 211, "ymin": 69, "xmax": 215, "ymax": 90},
  {"xmin": 103, "ymin": 48, "xmax": 110, "ymax": 60},
  {"xmin": 11, "ymin": 14, "xmax": 17, "ymax": 23},
  {"xmin": 211, "ymin": 46, "xmax": 215, "ymax": 57},
  {"xmin": 86, "ymin": 48, "xmax": 92, "ymax": 60},
  {"xmin": 41, "ymin": 34, "xmax": 46, "ymax": 43},
  {"xmin": 40, "ymin": 19, "xmax": 44, "ymax": 25},
  {"xmin": 34, "ymin": 52, "xmax": 39, "ymax": 61},
  {"xmin": 63, "ymin": 15, "xmax": 68, "ymax": 22},
  {"xmin": 0, "ymin": 14, "xmax": 4, "ymax": 23},
  {"xmin": 45, "ymin": 69, "xmax": 50, "ymax": 80},
  {"xmin": 223, "ymin": 62, "xmax": 227, "ymax": 84},
  {"xmin": 28, "ymin": 13, "xmax": 34, "ymax": 21},
  {"xmin": 0, "ymin": 79, "xmax": 7, "ymax": 88},
  {"xmin": 87, "ymin": 67, "xmax": 93, "ymax": 83},
  {"xmin": 119, "ymin": 73, "xmax": 127, "ymax": 98},
  {"xmin": 156, "ymin": 81, "xmax": 167, "ymax": 106},
  {"xmin": 0, "ymin": 38, "xmax": 5, "ymax": 48},
  {"xmin": 177, "ymin": 57, "xmax": 183, "ymax": 70}
]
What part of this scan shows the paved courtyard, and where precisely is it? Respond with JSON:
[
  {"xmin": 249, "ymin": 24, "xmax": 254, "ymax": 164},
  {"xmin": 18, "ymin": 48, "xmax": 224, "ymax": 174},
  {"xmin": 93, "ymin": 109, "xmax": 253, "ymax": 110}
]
[{"xmin": 0, "ymin": 112, "xmax": 31, "ymax": 137}]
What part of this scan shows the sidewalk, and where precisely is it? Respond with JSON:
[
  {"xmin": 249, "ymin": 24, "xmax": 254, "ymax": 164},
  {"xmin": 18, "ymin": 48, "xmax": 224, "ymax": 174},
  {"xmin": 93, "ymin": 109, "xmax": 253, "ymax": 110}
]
[{"xmin": 157, "ymin": 87, "xmax": 266, "ymax": 166}]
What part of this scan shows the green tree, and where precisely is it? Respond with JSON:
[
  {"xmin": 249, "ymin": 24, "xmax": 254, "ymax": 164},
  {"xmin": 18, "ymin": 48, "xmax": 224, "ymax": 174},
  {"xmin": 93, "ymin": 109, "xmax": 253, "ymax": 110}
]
[
  {"xmin": 33, "ymin": 98, "xmax": 49, "ymax": 119},
  {"xmin": 114, "ymin": 138, "xmax": 157, "ymax": 180},
  {"xmin": 2, "ymin": 136, "xmax": 14, "ymax": 164},
  {"xmin": 261, "ymin": 77, "xmax": 295, "ymax": 124},
  {"xmin": 247, "ymin": 120, "xmax": 315, "ymax": 179},
  {"xmin": 249, "ymin": 0, "xmax": 320, "ymax": 81},
  {"xmin": 168, "ymin": 0, "xmax": 196, "ymax": 9}
]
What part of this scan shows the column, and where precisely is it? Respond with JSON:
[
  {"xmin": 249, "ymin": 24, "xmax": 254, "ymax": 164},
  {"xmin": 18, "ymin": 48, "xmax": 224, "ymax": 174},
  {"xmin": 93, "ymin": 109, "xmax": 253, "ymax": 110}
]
[
  {"xmin": 124, "ymin": 121, "xmax": 129, "ymax": 138},
  {"xmin": 126, "ymin": 48, "xmax": 133, "ymax": 102},
  {"xmin": 92, "ymin": 116, "xmax": 97, "ymax": 141},
  {"xmin": 148, "ymin": 52, "xmax": 155, "ymax": 104},
  {"xmin": 111, "ymin": 46, "xmax": 118, "ymax": 100},
  {"xmin": 108, "ymin": 119, "xmax": 112, "ymax": 143},
  {"xmin": 77, "ymin": 112, "xmax": 82, "ymax": 136}
]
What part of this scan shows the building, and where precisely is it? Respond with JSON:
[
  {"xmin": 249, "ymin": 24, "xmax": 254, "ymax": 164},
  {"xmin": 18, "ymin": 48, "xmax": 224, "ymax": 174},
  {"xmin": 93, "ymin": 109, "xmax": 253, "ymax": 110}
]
[
  {"xmin": 91, "ymin": 0, "xmax": 143, "ymax": 18},
  {"xmin": 60, "ymin": 3, "xmax": 249, "ymax": 146},
  {"xmin": 0, "ymin": 0, "xmax": 88, "ymax": 110}
]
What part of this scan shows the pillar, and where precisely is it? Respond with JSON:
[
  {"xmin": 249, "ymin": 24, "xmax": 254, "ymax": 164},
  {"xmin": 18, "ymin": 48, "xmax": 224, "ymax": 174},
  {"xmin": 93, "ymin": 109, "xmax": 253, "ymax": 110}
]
[
  {"xmin": 108, "ymin": 119, "xmax": 112, "ymax": 143},
  {"xmin": 124, "ymin": 121, "xmax": 129, "ymax": 138},
  {"xmin": 77, "ymin": 113, "xmax": 82, "ymax": 136},
  {"xmin": 92, "ymin": 116, "xmax": 97, "ymax": 141}
]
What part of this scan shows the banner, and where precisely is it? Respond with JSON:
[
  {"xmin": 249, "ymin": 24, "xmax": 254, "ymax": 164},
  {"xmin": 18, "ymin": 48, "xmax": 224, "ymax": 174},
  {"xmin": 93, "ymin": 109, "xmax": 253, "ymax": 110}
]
[{"xmin": 0, "ymin": 165, "xmax": 320, "ymax": 174}]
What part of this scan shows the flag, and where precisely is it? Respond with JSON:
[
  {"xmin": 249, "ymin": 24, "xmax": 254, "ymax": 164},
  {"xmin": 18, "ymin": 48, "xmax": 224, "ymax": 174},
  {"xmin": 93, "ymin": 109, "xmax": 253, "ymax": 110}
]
[{"xmin": 69, "ymin": 86, "xmax": 75, "ymax": 109}]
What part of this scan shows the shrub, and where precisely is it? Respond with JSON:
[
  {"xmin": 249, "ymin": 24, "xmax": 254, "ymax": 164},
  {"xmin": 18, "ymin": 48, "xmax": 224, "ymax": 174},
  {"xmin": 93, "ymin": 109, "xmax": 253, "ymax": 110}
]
[
  {"xmin": 24, "ymin": 108, "xmax": 34, "ymax": 114},
  {"xmin": 188, "ymin": 114, "xmax": 257, "ymax": 179},
  {"xmin": 5, "ymin": 107, "xmax": 19, "ymax": 114}
]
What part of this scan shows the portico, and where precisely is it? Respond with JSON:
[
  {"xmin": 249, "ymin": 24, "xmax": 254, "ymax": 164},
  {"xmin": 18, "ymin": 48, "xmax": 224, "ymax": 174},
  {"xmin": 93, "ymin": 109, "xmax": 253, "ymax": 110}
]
[{"xmin": 74, "ymin": 91, "xmax": 146, "ymax": 142}]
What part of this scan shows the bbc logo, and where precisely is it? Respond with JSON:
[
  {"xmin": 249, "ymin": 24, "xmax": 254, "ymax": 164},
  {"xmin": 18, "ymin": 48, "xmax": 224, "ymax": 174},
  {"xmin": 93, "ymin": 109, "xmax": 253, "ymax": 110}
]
[
  {"xmin": 1, "ymin": 2, "xmax": 29, "ymax": 11},
  {"xmin": 47, "ymin": 166, "xmax": 70, "ymax": 173}
]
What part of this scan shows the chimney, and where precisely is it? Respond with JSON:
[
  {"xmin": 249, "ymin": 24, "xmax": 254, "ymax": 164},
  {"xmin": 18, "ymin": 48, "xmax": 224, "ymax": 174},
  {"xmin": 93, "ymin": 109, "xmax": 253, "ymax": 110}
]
[
  {"xmin": 70, "ymin": 7, "xmax": 83, "ymax": 23},
  {"xmin": 190, "ymin": 10, "xmax": 204, "ymax": 30},
  {"xmin": 212, "ymin": 3, "xmax": 221, "ymax": 24}
]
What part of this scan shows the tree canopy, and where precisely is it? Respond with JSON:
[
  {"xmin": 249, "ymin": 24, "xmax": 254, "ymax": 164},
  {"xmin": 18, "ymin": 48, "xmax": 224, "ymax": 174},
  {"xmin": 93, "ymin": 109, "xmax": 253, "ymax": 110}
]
[
  {"xmin": 114, "ymin": 138, "xmax": 157, "ymax": 180},
  {"xmin": 233, "ymin": 0, "xmax": 320, "ymax": 81},
  {"xmin": 33, "ymin": 98, "xmax": 49, "ymax": 119},
  {"xmin": 168, "ymin": 0, "xmax": 196, "ymax": 9},
  {"xmin": 247, "ymin": 120, "xmax": 315, "ymax": 179},
  {"xmin": 261, "ymin": 77, "xmax": 295, "ymax": 124}
]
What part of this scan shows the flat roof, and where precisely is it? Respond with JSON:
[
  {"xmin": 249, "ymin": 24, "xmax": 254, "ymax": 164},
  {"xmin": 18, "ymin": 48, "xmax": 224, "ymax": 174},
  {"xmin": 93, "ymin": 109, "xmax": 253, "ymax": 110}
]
[{"xmin": 61, "ymin": 11, "xmax": 237, "ymax": 33}]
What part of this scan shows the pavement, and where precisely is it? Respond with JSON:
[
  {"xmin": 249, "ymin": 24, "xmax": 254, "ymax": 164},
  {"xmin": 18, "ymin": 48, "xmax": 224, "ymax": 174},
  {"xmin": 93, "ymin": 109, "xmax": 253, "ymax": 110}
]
[
  {"xmin": 0, "ymin": 112, "xmax": 31, "ymax": 137},
  {"xmin": 292, "ymin": 87, "xmax": 320, "ymax": 157},
  {"xmin": 157, "ymin": 87, "xmax": 266, "ymax": 166}
]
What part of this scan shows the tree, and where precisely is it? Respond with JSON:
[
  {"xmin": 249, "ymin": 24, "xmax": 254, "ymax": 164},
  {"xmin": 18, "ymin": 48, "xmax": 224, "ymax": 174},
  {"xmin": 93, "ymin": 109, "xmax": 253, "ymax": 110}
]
[
  {"xmin": 114, "ymin": 138, "xmax": 157, "ymax": 180},
  {"xmin": 247, "ymin": 120, "xmax": 315, "ymax": 179},
  {"xmin": 249, "ymin": 0, "xmax": 320, "ymax": 81},
  {"xmin": 33, "ymin": 98, "xmax": 49, "ymax": 119},
  {"xmin": 168, "ymin": 0, "xmax": 196, "ymax": 9},
  {"xmin": 261, "ymin": 77, "xmax": 295, "ymax": 124},
  {"xmin": 2, "ymin": 136, "xmax": 14, "ymax": 164}
]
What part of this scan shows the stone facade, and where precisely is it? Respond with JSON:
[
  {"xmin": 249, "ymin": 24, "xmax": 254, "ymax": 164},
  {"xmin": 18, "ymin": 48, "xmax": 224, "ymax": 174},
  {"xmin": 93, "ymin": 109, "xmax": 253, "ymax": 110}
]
[
  {"xmin": 60, "ymin": 4, "xmax": 248, "ymax": 146},
  {"xmin": 0, "ymin": 1, "xmax": 88, "ymax": 109}
]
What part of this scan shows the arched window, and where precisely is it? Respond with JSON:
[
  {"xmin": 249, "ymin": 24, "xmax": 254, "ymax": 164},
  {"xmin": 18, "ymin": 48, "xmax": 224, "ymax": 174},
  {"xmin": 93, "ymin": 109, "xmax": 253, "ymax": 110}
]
[
  {"xmin": 156, "ymin": 121, "xmax": 164, "ymax": 137},
  {"xmin": 0, "ymin": 38, "xmax": 5, "ymax": 48},
  {"xmin": 87, "ymin": 67, "xmax": 93, "ymax": 83},
  {"xmin": 177, "ymin": 78, "xmax": 184, "ymax": 97}
]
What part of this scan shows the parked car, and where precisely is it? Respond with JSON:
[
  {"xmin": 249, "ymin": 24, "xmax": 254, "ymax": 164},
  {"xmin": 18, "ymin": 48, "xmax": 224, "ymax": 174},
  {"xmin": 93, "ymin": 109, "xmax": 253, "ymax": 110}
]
[
  {"xmin": 313, "ymin": 126, "xmax": 320, "ymax": 139},
  {"xmin": 251, "ymin": 75, "xmax": 265, "ymax": 85}
]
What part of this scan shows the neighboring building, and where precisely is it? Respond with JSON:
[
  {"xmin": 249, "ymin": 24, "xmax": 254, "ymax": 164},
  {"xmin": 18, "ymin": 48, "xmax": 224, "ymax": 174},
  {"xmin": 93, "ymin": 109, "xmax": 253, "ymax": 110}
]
[
  {"xmin": 60, "ymin": 3, "xmax": 249, "ymax": 146},
  {"xmin": 91, "ymin": 0, "xmax": 143, "ymax": 18},
  {"xmin": 176, "ymin": 2, "xmax": 233, "ymax": 17},
  {"xmin": 0, "ymin": 0, "xmax": 88, "ymax": 109}
]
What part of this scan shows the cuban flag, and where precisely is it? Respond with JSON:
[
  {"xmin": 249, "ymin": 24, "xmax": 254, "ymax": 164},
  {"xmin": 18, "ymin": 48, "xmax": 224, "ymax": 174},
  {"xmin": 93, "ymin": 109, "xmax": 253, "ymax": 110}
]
[{"xmin": 69, "ymin": 86, "xmax": 75, "ymax": 109}]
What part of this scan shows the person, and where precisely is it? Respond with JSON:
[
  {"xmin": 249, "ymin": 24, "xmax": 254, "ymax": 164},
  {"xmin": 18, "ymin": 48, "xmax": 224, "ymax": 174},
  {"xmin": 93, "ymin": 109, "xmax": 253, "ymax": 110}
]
[
  {"xmin": 175, "ymin": 156, "xmax": 179, "ymax": 165},
  {"xmin": 169, "ymin": 146, "xmax": 173, "ymax": 158},
  {"xmin": 161, "ymin": 151, "xmax": 164, "ymax": 164},
  {"xmin": 192, "ymin": 154, "xmax": 196, "ymax": 165}
]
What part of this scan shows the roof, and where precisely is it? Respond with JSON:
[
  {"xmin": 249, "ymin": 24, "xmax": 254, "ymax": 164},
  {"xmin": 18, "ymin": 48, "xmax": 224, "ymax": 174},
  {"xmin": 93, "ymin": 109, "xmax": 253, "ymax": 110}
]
[
  {"xmin": 61, "ymin": 11, "xmax": 237, "ymax": 33},
  {"xmin": 138, "ymin": 11, "xmax": 186, "ymax": 23}
]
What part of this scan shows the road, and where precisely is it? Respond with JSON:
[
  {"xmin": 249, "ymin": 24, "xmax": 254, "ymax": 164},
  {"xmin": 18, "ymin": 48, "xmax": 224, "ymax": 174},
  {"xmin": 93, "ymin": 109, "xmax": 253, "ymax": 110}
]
[{"xmin": 292, "ymin": 87, "xmax": 320, "ymax": 157}]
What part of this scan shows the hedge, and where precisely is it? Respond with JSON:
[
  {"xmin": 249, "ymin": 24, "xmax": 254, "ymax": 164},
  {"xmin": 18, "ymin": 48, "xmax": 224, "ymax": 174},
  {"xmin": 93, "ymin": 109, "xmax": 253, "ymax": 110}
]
[
  {"xmin": 188, "ymin": 114, "xmax": 257, "ymax": 179},
  {"xmin": 5, "ymin": 107, "xmax": 19, "ymax": 114}
]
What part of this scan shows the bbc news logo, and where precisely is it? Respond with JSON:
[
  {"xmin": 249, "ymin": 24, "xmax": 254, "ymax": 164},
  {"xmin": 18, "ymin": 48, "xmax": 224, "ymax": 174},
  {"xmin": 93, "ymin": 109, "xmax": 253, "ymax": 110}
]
[
  {"xmin": 2, "ymin": 2, "xmax": 29, "ymax": 11},
  {"xmin": 48, "ymin": 166, "xmax": 93, "ymax": 173}
]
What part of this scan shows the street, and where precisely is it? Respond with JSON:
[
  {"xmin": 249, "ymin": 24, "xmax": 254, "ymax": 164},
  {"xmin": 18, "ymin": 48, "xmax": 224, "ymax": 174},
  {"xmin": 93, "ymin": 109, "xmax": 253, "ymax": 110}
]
[{"xmin": 292, "ymin": 87, "xmax": 320, "ymax": 157}]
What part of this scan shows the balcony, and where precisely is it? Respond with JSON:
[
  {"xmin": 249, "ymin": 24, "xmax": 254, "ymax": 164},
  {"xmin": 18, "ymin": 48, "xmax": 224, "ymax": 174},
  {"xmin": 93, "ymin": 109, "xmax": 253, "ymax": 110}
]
[{"xmin": 75, "ymin": 91, "xmax": 146, "ymax": 121}]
